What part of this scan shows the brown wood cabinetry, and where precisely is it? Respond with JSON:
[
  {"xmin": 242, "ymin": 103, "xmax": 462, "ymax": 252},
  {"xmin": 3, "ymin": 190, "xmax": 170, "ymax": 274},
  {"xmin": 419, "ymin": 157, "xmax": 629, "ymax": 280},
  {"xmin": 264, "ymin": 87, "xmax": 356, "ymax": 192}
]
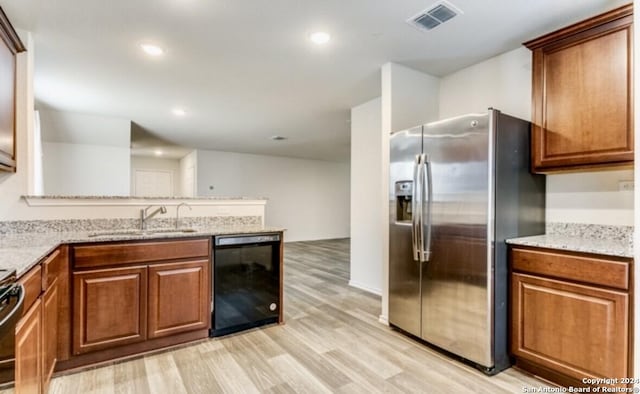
[
  {"xmin": 148, "ymin": 260, "xmax": 210, "ymax": 339},
  {"xmin": 73, "ymin": 239, "xmax": 210, "ymax": 269},
  {"xmin": 72, "ymin": 266, "xmax": 148, "ymax": 355},
  {"xmin": 15, "ymin": 298, "xmax": 42, "ymax": 394},
  {"xmin": 48, "ymin": 247, "xmax": 70, "ymax": 364},
  {"xmin": 19, "ymin": 266, "xmax": 42, "ymax": 316},
  {"xmin": 510, "ymin": 246, "xmax": 632, "ymax": 387},
  {"xmin": 67, "ymin": 237, "xmax": 211, "ymax": 368},
  {"xmin": 0, "ymin": 8, "xmax": 25, "ymax": 172},
  {"xmin": 525, "ymin": 5, "xmax": 634, "ymax": 173},
  {"xmin": 12, "ymin": 247, "xmax": 68, "ymax": 394},
  {"xmin": 41, "ymin": 279, "xmax": 58, "ymax": 393}
]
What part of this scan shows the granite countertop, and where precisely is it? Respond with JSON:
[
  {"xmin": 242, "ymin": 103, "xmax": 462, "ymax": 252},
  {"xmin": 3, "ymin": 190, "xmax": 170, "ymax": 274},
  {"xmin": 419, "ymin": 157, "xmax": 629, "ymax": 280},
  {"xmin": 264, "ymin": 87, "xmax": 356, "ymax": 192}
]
[
  {"xmin": 22, "ymin": 195, "xmax": 268, "ymax": 200},
  {"xmin": 507, "ymin": 223, "xmax": 633, "ymax": 259},
  {"xmin": 0, "ymin": 225, "xmax": 285, "ymax": 277},
  {"xmin": 506, "ymin": 234, "xmax": 632, "ymax": 258}
]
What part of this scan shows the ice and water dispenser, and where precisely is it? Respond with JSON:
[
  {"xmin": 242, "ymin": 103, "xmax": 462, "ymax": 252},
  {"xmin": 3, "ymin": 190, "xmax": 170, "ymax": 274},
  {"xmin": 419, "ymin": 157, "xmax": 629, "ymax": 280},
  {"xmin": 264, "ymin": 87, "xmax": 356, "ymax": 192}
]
[{"xmin": 395, "ymin": 180, "xmax": 413, "ymax": 222}]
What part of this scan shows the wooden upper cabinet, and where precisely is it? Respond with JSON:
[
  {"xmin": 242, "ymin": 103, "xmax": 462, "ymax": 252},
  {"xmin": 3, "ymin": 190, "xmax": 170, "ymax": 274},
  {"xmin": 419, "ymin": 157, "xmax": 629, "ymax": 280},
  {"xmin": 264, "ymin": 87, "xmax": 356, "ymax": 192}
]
[
  {"xmin": 0, "ymin": 7, "xmax": 25, "ymax": 172},
  {"xmin": 525, "ymin": 4, "xmax": 633, "ymax": 173}
]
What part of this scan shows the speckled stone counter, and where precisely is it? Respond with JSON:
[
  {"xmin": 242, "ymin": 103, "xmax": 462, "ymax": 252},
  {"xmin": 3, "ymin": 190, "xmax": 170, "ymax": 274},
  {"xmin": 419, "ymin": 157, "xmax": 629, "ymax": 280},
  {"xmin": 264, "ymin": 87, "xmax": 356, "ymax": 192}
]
[
  {"xmin": 22, "ymin": 195, "xmax": 268, "ymax": 200},
  {"xmin": 507, "ymin": 223, "xmax": 633, "ymax": 258},
  {"xmin": 0, "ymin": 225, "xmax": 285, "ymax": 277}
]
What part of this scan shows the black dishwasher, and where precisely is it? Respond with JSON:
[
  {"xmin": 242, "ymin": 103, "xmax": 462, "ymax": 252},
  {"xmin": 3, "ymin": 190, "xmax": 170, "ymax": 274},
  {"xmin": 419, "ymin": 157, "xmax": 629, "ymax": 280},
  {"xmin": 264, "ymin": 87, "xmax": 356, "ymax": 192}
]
[{"xmin": 211, "ymin": 233, "xmax": 281, "ymax": 337}]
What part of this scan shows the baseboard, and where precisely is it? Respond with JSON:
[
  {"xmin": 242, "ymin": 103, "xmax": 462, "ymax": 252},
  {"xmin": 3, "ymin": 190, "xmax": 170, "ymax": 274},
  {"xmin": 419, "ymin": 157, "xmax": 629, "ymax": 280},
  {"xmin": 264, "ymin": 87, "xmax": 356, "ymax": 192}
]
[
  {"xmin": 348, "ymin": 280, "xmax": 382, "ymax": 296},
  {"xmin": 378, "ymin": 314, "xmax": 389, "ymax": 325}
]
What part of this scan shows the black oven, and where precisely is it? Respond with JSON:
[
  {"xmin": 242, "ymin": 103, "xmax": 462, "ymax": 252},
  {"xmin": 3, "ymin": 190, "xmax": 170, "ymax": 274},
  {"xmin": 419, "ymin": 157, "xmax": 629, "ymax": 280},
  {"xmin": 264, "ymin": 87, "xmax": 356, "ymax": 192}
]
[
  {"xmin": 0, "ymin": 271, "xmax": 23, "ymax": 339},
  {"xmin": 0, "ymin": 269, "xmax": 24, "ymax": 386},
  {"xmin": 211, "ymin": 233, "xmax": 280, "ymax": 337}
]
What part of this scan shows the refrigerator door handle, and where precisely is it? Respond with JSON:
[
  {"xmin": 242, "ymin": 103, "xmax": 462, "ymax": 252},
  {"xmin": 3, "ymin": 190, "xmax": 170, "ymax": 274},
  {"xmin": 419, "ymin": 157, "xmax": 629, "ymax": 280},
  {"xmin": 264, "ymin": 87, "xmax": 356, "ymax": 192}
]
[
  {"xmin": 411, "ymin": 154, "xmax": 423, "ymax": 261},
  {"xmin": 422, "ymin": 154, "xmax": 433, "ymax": 262}
]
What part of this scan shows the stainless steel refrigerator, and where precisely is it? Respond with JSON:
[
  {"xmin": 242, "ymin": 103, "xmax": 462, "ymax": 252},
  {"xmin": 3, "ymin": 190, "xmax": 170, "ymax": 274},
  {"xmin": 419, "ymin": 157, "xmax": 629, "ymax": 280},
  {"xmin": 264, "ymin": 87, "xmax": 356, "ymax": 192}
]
[{"xmin": 389, "ymin": 108, "xmax": 545, "ymax": 374}]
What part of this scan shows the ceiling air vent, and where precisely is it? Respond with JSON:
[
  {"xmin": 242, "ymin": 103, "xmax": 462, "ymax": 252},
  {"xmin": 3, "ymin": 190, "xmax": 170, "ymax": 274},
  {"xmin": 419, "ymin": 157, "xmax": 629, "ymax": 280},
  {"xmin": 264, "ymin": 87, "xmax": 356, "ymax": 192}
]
[{"xmin": 407, "ymin": 1, "xmax": 462, "ymax": 32}]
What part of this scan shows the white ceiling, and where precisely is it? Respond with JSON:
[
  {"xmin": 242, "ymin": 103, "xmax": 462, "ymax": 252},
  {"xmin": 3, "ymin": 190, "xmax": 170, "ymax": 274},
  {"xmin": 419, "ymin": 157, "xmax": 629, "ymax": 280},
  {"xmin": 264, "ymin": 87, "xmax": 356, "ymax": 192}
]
[{"xmin": 0, "ymin": 0, "xmax": 628, "ymax": 161}]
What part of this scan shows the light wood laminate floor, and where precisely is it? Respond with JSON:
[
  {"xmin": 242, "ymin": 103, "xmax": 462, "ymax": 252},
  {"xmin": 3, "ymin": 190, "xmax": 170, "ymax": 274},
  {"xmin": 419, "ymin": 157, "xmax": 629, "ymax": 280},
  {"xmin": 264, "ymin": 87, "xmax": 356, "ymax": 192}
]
[{"xmin": 18, "ymin": 239, "xmax": 551, "ymax": 393}]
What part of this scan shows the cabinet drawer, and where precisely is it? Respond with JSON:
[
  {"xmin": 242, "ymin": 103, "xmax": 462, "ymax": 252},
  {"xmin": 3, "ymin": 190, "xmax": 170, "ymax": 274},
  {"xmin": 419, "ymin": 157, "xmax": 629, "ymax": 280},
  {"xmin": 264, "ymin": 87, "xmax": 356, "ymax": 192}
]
[
  {"xmin": 18, "ymin": 265, "xmax": 42, "ymax": 316},
  {"xmin": 73, "ymin": 238, "xmax": 211, "ymax": 269},
  {"xmin": 511, "ymin": 247, "xmax": 630, "ymax": 290},
  {"xmin": 41, "ymin": 248, "xmax": 63, "ymax": 291}
]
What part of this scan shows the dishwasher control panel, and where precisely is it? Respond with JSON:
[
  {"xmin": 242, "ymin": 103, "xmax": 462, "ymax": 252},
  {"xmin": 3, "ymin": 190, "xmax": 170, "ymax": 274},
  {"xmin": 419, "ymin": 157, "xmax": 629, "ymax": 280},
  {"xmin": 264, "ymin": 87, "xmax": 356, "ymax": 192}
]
[{"xmin": 215, "ymin": 233, "xmax": 280, "ymax": 246}]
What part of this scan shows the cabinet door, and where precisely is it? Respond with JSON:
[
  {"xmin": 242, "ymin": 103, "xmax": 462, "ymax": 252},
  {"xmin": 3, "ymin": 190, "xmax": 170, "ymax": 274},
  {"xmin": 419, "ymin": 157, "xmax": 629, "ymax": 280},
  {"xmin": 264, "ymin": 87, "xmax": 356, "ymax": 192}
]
[
  {"xmin": 73, "ymin": 266, "xmax": 147, "ymax": 355},
  {"xmin": 511, "ymin": 273, "xmax": 629, "ymax": 381},
  {"xmin": 15, "ymin": 299, "xmax": 42, "ymax": 394},
  {"xmin": 527, "ymin": 6, "xmax": 633, "ymax": 172},
  {"xmin": 148, "ymin": 260, "xmax": 210, "ymax": 339},
  {"xmin": 42, "ymin": 277, "xmax": 58, "ymax": 392}
]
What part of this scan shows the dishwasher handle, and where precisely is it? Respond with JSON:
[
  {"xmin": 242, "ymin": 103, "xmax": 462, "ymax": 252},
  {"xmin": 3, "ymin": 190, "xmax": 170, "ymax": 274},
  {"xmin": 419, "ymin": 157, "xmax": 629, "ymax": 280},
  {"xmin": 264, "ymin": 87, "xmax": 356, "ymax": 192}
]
[{"xmin": 215, "ymin": 234, "xmax": 281, "ymax": 246}]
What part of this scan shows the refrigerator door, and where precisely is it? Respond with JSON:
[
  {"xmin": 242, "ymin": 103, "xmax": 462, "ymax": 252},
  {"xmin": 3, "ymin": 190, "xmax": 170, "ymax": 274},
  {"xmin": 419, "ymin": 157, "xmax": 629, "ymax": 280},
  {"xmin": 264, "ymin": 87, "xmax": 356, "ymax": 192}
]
[
  {"xmin": 389, "ymin": 126, "xmax": 423, "ymax": 337},
  {"xmin": 420, "ymin": 112, "xmax": 494, "ymax": 367}
]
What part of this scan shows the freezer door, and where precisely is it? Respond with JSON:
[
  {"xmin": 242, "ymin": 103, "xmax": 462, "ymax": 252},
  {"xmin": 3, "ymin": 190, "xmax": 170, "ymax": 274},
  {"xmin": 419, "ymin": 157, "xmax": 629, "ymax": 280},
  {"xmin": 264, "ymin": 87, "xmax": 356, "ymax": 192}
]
[
  {"xmin": 389, "ymin": 126, "xmax": 423, "ymax": 337},
  {"xmin": 420, "ymin": 112, "xmax": 494, "ymax": 368}
]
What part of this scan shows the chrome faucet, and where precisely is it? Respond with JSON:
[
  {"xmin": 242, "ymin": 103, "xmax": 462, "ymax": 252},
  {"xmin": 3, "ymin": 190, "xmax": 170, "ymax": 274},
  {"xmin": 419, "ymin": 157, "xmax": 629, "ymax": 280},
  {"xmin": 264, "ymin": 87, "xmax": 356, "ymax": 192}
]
[
  {"xmin": 176, "ymin": 202, "xmax": 192, "ymax": 229},
  {"xmin": 140, "ymin": 205, "xmax": 167, "ymax": 230}
]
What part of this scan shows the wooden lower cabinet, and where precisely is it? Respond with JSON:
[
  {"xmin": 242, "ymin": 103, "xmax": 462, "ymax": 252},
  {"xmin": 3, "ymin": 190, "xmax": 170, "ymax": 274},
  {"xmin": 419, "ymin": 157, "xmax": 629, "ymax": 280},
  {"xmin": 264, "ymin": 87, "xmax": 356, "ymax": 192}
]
[
  {"xmin": 148, "ymin": 260, "xmax": 210, "ymax": 339},
  {"xmin": 60, "ymin": 238, "xmax": 212, "ymax": 373},
  {"xmin": 511, "ymin": 273, "xmax": 629, "ymax": 381},
  {"xmin": 12, "ymin": 247, "xmax": 68, "ymax": 394},
  {"xmin": 72, "ymin": 266, "xmax": 148, "ymax": 355},
  {"xmin": 510, "ymin": 246, "xmax": 632, "ymax": 387},
  {"xmin": 41, "ymin": 277, "xmax": 59, "ymax": 393},
  {"xmin": 15, "ymin": 299, "xmax": 42, "ymax": 394}
]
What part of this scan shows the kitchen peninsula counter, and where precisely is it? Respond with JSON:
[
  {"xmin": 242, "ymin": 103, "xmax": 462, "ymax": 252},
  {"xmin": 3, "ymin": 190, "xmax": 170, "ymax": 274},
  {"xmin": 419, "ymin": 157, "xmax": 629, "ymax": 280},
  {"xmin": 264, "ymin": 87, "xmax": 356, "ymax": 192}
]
[{"xmin": 0, "ymin": 225, "xmax": 285, "ymax": 277}]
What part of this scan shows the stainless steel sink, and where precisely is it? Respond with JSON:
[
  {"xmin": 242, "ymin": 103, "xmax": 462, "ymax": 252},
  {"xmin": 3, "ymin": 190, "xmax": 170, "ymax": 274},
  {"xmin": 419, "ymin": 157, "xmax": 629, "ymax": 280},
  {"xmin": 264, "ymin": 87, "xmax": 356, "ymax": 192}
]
[
  {"xmin": 88, "ymin": 228, "xmax": 197, "ymax": 237},
  {"xmin": 151, "ymin": 228, "xmax": 198, "ymax": 234}
]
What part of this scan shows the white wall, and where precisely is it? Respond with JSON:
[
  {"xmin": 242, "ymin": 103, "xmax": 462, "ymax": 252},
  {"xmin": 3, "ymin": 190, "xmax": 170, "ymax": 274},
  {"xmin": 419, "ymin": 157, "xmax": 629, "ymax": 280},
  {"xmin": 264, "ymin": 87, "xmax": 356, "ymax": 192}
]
[
  {"xmin": 379, "ymin": 63, "xmax": 440, "ymax": 321},
  {"xmin": 195, "ymin": 149, "xmax": 350, "ymax": 242},
  {"xmin": 547, "ymin": 171, "xmax": 634, "ymax": 226},
  {"xmin": 0, "ymin": 32, "xmax": 262, "ymax": 222},
  {"xmin": 350, "ymin": 97, "xmax": 383, "ymax": 295},
  {"xmin": 38, "ymin": 109, "xmax": 132, "ymax": 196},
  {"xmin": 439, "ymin": 47, "xmax": 531, "ymax": 120},
  {"xmin": 42, "ymin": 142, "xmax": 130, "ymax": 196},
  {"xmin": 384, "ymin": 63, "xmax": 441, "ymax": 132},
  {"xmin": 38, "ymin": 109, "xmax": 130, "ymax": 146},
  {"xmin": 439, "ymin": 47, "xmax": 634, "ymax": 226},
  {"xmin": 131, "ymin": 156, "xmax": 181, "ymax": 196},
  {"xmin": 179, "ymin": 150, "xmax": 197, "ymax": 197},
  {"xmin": 32, "ymin": 110, "xmax": 43, "ymax": 195}
]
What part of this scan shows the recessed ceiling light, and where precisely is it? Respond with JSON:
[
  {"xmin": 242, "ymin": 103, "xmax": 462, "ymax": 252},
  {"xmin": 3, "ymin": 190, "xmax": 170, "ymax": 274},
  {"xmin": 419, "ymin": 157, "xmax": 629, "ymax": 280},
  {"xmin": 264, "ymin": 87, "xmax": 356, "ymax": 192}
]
[
  {"xmin": 309, "ymin": 31, "xmax": 331, "ymax": 45},
  {"xmin": 172, "ymin": 108, "xmax": 186, "ymax": 117},
  {"xmin": 141, "ymin": 43, "xmax": 164, "ymax": 57},
  {"xmin": 271, "ymin": 135, "xmax": 287, "ymax": 141},
  {"xmin": 154, "ymin": 149, "xmax": 163, "ymax": 156}
]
